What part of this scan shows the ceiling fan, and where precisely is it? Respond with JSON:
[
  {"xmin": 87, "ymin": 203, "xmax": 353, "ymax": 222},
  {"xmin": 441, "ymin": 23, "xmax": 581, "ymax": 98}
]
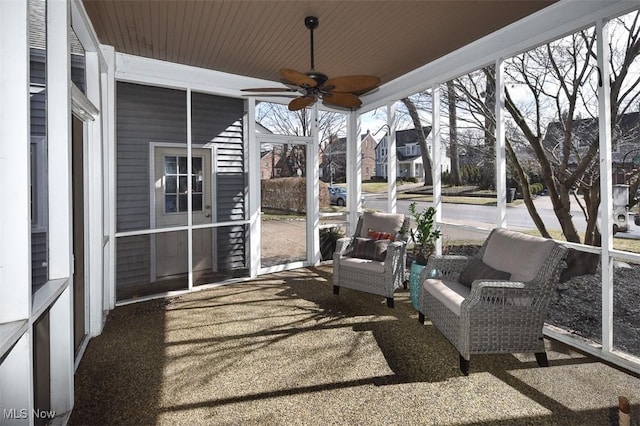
[{"xmin": 242, "ymin": 16, "xmax": 381, "ymax": 111}]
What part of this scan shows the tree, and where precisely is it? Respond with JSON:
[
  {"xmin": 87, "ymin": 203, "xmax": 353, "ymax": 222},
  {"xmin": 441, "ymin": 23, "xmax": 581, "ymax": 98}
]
[
  {"xmin": 400, "ymin": 97, "xmax": 433, "ymax": 185},
  {"xmin": 256, "ymin": 101, "xmax": 346, "ymax": 147},
  {"xmin": 452, "ymin": 11, "xmax": 640, "ymax": 279},
  {"xmin": 256, "ymin": 101, "xmax": 348, "ymax": 181},
  {"xmin": 447, "ymin": 81, "xmax": 462, "ymax": 185}
]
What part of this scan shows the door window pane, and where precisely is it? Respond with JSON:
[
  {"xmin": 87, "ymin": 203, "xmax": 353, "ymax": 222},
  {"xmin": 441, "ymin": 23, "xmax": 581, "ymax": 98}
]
[
  {"xmin": 165, "ymin": 195, "xmax": 177, "ymax": 213},
  {"xmin": 163, "ymin": 155, "xmax": 204, "ymax": 213}
]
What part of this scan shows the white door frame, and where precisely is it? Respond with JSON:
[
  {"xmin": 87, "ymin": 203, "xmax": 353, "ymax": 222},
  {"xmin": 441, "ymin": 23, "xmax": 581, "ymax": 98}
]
[
  {"xmin": 255, "ymin": 134, "xmax": 314, "ymax": 275},
  {"xmin": 149, "ymin": 142, "xmax": 217, "ymax": 282},
  {"xmin": 70, "ymin": 83, "xmax": 101, "ymax": 360}
]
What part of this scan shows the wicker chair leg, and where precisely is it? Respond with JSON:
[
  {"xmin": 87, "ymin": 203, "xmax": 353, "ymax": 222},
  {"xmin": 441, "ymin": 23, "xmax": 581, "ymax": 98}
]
[
  {"xmin": 333, "ymin": 285, "xmax": 340, "ymax": 295},
  {"xmin": 535, "ymin": 352, "xmax": 549, "ymax": 367},
  {"xmin": 386, "ymin": 297, "xmax": 394, "ymax": 308},
  {"xmin": 418, "ymin": 312, "xmax": 425, "ymax": 324},
  {"xmin": 460, "ymin": 355, "xmax": 470, "ymax": 376}
]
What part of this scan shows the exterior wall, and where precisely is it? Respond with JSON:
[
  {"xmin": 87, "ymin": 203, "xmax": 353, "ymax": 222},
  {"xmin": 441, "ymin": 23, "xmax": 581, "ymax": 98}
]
[
  {"xmin": 375, "ymin": 131, "xmax": 451, "ymax": 179},
  {"xmin": 375, "ymin": 138, "xmax": 388, "ymax": 177},
  {"xmin": 30, "ymin": 50, "xmax": 48, "ymax": 287},
  {"xmin": 191, "ymin": 91, "xmax": 246, "ymax": 270},
  {"xmin": 260, "ymin": 151, "xmax": 284, "ymax": 179},
  {"xmin": 116, "ymin": 82, "xmax": 186, "ymax": 286},
  {"xmin": 321, "ymin": 132, "xmax": 376, "ymax": 181},
  {"xmin": 361, "ymin": 134, "xmax": 376, "ymax": 181},
  {"xmin": 115, "ymin": 83, "xmax": 246, "ymax": 287},
  {"xmin": 30, "ymin": 48, "xmax": 85, "ymax": 289}
]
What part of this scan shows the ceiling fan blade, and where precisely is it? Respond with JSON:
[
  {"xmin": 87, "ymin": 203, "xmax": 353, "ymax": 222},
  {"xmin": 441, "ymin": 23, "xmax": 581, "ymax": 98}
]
[
  {"xmin": 288, "ymin": 96, "xmax": 316, "ymax": 111},
  {"xmin": 321, "ymin": 92, "xmax": 362, "ymax": 109},
  {"xmin": 242, "ymin": 87, "xmax": 298, "ymax": 93},
  {"xmin": 322, "ymin": 75, "xmax": 381, "ymax": 94},
  {"xmin": 281, "ymin": 69, "xmax": 317, "ymax": 88}
]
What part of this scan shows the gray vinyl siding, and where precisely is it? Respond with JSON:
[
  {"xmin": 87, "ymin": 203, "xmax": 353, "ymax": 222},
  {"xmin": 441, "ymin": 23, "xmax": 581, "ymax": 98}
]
[
  {"xmin": 192, "ymin": 92, "xmax": 246, "ymax": 270},
  {"xmin": 71, "ymin": 54, "xmax": 86, "ymax": 93},
  {"xmin": 31, "ymin": 231, "xmax": 48, "ymax": 287},
  {"xmin": 116, "ymin": 84, "xmax": 247, "ymax": 287},
  {"xmin": 30, "ymin": 49, "xmax": 46, "ymax": 86},
  {"xmin": 29, "ymin": 49, "xmax": 85, "ymax": 289},
  {"xmin": 116, "ymin": 82, "xmax": 187, "ymax": 232},
  {"xmin": 116, "ymin": 235, "xmax": 151, "ymax": 289},
  {"xmin": 31, "ymin": 50, "xmax": 47, "ymax": 288},
  {"xmin": 116, "ymin": 82, "xmax": 187, "ymax": 287},
  {"xmin": 30, "ymin": 50, "xmax": 46, "ymax": 140}
]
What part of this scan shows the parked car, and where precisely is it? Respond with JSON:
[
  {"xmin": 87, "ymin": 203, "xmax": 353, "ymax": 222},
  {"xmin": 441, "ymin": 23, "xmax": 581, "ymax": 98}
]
[{"xmin": 328, "ymin": 186, "xmax": 347, "ymax": 206}]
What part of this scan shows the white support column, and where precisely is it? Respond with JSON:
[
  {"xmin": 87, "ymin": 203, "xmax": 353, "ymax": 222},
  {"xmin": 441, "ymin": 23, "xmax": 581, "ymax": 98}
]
[
  {"xmin": 431, "ymin": 85, "xmax": 443, "ymax": 255},
  {"xmin": 100, "ymin": 44, "xmax": 116, "ymax": 311},
  {"xmin": 85, "ymin": 51, "xmax": 105, "ymax": 336},
  {"xmin": 308, "ymin": 106, "xmax": 320, "ymax": 265},
  {"xmin": 48, "ymin": 0, "xmax": 73, "ymax": 281},
  {"xmin": 596, "ymin": 17, "xmax": 614, "ymax": 353},
  {"xmin": 0, "ymin": 333, "xmax": 32, "ymax": 425},
  {"xmin": 346, "ymin": 112, "xmax": 362, "ymax": 232},
  {"xmin": 186, "ymin": 89, "xmax": 193, "ymax": 290},
  {"xmin": 0, "ymin": 0, "xmax": 31, "ymax": 323},
  {"xmin": 387, "ymin": 103, "xmax": 398, "ymax": 213},
  {"xmin": 49, "ymin": 287, "xmax": 73, "ymax": 414},
  {"xmin": 47, "ymin": 1, "xmax": 75, "ymax": 420},
  {"xmin": 0, "ymin": 1, "xmax": 33, "ymax": 420},
  {"xmin": 495, "ymin": 58, "xmax": 507, "ymax": 228},
  {"xmin": 246, "ymin": 98, "xmax": 260, "ymax": 277}
]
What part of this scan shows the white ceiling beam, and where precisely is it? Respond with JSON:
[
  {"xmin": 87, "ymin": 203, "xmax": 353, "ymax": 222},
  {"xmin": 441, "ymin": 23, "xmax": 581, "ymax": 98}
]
[{"xmin": 115, "ymin": 52, "xmax": 289, "ymax": 98}]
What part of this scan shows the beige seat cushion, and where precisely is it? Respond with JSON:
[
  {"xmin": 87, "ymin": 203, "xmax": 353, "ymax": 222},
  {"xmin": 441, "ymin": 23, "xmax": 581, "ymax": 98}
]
[
  {"xmin": 360, "ymin": 212, "xmax": 405, "ymax": 238},
  {"xmin": 482, "ymin": 228, "xmax": 556, "ymax": 282},
  {"xmin": 339, "ymin": 257, "xmax": 385, "ymax": 274},
  {"xmin": 422, "ymin": 279, "xmax": 471, "ymax": 317}
]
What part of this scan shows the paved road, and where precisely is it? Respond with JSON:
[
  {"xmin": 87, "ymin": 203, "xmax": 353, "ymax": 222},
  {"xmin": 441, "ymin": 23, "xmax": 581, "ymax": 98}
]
[{"xmin": 362, "ymin": 193, "xmax": 640, "ymax": 239}]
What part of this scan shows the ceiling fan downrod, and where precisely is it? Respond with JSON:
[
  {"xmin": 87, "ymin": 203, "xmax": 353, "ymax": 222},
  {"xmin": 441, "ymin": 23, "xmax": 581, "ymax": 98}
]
[{"xmin": 305, "ymin": 16, "xmax": 319, "ymax": 70}]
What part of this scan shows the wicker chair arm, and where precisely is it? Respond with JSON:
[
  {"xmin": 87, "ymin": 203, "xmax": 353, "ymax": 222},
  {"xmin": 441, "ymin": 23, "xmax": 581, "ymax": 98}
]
[
  {"xmin": 383, "ymin": 241, "xmax": 406, "ymax": 268},
  {"xmin": 471, "ymin": 280, "xmax": 526, "ymax": 291},
  {"xmin": 384, "ymin": 241, "xmax": 405, "ymax": 257},
  {"xmin": 424, "ymin": 255, "xmax": 472, "ymax": 279},
  {"xmin": 334, "ymin": 237, "xmax": 353, "ymax": 257},
  {"xmin": 463, "ymin": 280, "xmax": 543, "ymax": 312}
]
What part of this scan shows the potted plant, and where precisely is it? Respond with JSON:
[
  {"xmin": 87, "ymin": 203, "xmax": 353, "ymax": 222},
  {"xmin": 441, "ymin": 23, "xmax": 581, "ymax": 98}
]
[
  {"xmin": 408, "ymin": 201, "xmax": 441, "ymax": 266},
  {"xmin": 408, "ymin": 202, "xmax": 441, "ymax": 311},
  {"xmin": 320, "ymin": 226, "xmax": 345, "ymax": 261}
]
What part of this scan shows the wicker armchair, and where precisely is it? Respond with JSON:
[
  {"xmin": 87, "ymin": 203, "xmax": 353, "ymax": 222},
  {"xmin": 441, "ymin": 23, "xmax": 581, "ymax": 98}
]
[
  {"xmin": 418, "ymin": 228, "xmax": 567, "ymax": 375},
  {"xmin": 333, "ymin": 212, "xmax": 409, "ymax": 308}
]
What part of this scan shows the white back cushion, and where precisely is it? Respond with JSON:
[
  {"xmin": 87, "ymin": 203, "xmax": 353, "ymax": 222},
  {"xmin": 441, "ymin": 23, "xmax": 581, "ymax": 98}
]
[
  {"xmin": 360, "ymin": 212, "xmax": 405, "ymax": 238},
  {"xmin": 482, "ymin": 228, "xmax": 556, "ymax": 282}
]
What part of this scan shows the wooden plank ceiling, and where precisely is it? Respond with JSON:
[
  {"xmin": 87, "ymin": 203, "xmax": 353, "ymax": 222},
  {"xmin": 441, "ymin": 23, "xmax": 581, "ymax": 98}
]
[{"xmin": 82, "ymin": 0, "xmax": 556, "ymax": 86}]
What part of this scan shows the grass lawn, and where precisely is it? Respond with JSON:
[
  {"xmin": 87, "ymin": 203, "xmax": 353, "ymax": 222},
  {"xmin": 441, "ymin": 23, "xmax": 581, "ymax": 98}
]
[
  {"xmin": 521, "ymin": 229, "xmax": 640, "ymax": 254},
  {"xmin": 396, "ymin": 193, "xmax": 512, "ymax": 206},
  {"xmin": 441, "ymin": 229, "xmax": 640, "ymax": 255},
  {"xmin": 332, "ymin": 181, "xmax": 420, "ymax": 193}
]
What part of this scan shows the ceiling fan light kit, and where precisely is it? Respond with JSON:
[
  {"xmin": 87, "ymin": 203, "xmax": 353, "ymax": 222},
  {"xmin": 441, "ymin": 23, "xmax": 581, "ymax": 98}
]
[{"xmin": 242, "ymin": 16, "xmax": 381, "ymax": 111}]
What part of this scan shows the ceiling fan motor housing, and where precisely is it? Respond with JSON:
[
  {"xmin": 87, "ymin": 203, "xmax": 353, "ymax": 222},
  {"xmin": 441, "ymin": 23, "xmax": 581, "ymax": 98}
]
[{"xmin": 305, "ymin": 71, "xmax": 328, "ymax": 88}]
